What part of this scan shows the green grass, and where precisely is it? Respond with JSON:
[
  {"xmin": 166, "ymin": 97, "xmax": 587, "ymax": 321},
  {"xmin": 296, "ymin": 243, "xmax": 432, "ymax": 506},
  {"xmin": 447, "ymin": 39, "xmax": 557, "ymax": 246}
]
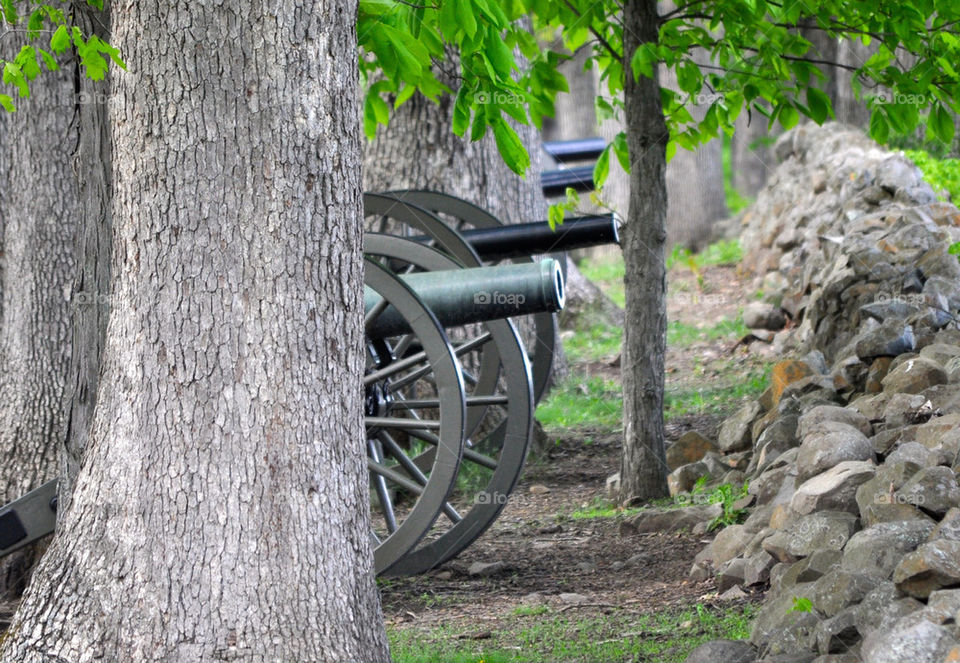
[
  {"xmin": 578, "ymin": 255, "xmax": 625, "ymax": 308},
  {"xmin": 664, "ymin": 368, "xmax": 769, "ymax": 421},
  {"xmin": 904, "ymin": 149, "xmax": 960, "ymax": 202},
  {"xmin": 535, "ymin": 376, "xmax": 622, "ymax": 430},
  {"xmin": 666, "ymin": 317, "xmax": 749, "ymax": 347},
  {"xmin": 564, "ymin": 321, "xmax": 623, "ymax": 363},
  {"xmin": 388, "ymin": 603, "xmax": 758, "ymax": 663},
  {"xmin": 511, "ymin": 604, "xmax": 551, "ymax": 617},
  {"xmin": 722, "ymin": 132, "xmax": 756, "ymax": 215}
]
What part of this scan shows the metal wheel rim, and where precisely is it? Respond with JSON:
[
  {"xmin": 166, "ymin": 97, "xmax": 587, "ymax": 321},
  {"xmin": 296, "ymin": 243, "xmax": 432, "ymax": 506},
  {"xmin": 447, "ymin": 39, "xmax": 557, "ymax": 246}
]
[
  {"xmin": 382, "ymin": 189, "xmax": 558, "ymax": 404},
  {"xmin": 364, "ymin": 258, "xmax": 466, "ymax": 574},
  {"xmin": 364, "ymin": 235, "xmax": 534, "ymax": 575},
  {"xmin": 363, "ymin": 193, "xmax": 501, "ymax": 436}
]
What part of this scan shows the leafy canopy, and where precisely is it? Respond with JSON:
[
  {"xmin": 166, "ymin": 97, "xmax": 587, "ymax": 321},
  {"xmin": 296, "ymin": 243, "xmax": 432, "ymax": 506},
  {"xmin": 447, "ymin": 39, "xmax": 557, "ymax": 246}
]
[
  {"xmin": 357, "ymin": 0, "xmax": 960, "ymax": 185},
  {"xmin": 0, "ymin": 1, "xmax": 125, "ymax": 111}
]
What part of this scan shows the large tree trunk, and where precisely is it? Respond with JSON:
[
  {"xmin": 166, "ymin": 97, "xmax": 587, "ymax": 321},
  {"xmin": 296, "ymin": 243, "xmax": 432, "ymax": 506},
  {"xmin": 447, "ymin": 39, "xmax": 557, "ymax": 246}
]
[
  {"xmin": 0, "ymin": 1, "xmax": 390, "ymax": 660},
  {"xmin": 619, "ymin": 0, "xmax": 670, "ymax": 503},
  {"xmin": 0, "ymin": 34, "xmax": 78, "ymax": 597}
]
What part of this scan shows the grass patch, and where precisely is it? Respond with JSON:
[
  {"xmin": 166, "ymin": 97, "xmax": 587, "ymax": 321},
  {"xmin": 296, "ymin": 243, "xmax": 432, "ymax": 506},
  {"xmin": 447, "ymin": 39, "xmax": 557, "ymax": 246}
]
[
  {"xmin": 511, "ymin": 604, "xmax": 551, "ymax": 617},
  {"xmin": 578, "ymin": 255, "xmax": 625, "ymax": 308},
  {"xmin": 666, "ymin": 317, "xmax": 749, "ymax": 347},
  {"xmin": 563, "ymin": 321, "xmax": 623, "ymax": 363},
  {"xmin": 665, "ymin": 368, "xmax": 769, "ymax": 421},
  {"xmin": 903, "ymin": 149, "xmax": 960, "ymax": 202},
  {"xmin": 388, "ymin": 603, "xmax": 758, "ymax": 663},
  {"xmin": 535, "ymin": 376, "xmax": 622, "ymax": 430}
]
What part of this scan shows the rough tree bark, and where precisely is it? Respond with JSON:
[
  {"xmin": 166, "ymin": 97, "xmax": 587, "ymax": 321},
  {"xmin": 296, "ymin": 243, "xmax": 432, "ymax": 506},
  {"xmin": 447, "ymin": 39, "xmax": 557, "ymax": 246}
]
[
  {"xmin": 0, "ymin": 1, "xmax": 390, "ymax": 660},
  {"xmin": 731, "ymin": 111, "xmax": 775, "ymax": 197},
  {"xmin": 619, "ymin": 0, "xmax": 671, "ymax": 503},
  {"xmin": 0, "ymin": 34, "xmax": 78, "ymax": 598}
]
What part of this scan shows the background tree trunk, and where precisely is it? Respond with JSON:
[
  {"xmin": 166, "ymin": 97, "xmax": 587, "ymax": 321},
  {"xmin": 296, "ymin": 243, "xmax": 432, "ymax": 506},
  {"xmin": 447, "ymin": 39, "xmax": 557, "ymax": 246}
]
[
  {"xmin": 0, "ymin": 35, "xmax": 78, "ymax": 598},
  {"xmin": 0, "ymin": 1, "xmax": 390, "ymax": 660},
  {"xmin": 731, "ymin": 111, "xmax": 775, "ymax": 197},
  {"xmin": 619, "ymin": 0, "xmax": 671, "ymax": 503},
  {"xmin": 660, "ymin": 63, "xmax": 727, "ymax": 251}
]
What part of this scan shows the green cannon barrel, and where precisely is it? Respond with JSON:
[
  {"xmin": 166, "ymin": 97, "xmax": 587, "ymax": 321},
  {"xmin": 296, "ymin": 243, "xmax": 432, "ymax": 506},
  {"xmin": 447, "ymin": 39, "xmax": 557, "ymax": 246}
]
[{"xmin": 365, "ymin": 259, "xmax": 565, "ymax": 340}]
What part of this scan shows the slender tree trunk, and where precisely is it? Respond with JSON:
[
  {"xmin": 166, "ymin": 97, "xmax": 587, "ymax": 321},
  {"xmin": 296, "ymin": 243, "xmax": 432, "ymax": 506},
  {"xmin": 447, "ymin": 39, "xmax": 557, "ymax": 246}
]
[
  {"xmin": 619, "ymin": 0, "xmax": 670, "ymax": 503},
  {"xmin": 731, "ymin": 110, "xmax": 774, "ymax": 197},
  {"xmin": 1, "ymin": 1, "xmax": 390, "ymax": 660},
  {"xmin": 61, "ymin": 3, "xmax": 114, "ymax": 514},
  {"xmin": 0, "ymin": 33, "xmax": 78, "ymax": 597}
]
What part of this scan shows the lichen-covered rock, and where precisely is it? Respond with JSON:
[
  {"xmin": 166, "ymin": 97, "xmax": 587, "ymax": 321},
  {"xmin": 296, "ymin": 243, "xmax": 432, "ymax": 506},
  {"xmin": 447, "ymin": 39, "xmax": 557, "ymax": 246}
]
[
  {"xmin": 896, "ymin": 466, "xmax": 960, "ymax": 516},
  {"xmin": 771, "ymin": 360, "xmax": 817, "ymax": 406},
  {"xmin": 814, "ymin": 608, "xmax": 860, "ymax": 655},
  {"xmin": 840, "ymin": 519, "xmax": 936, "ymax": 579},
  {"xmin": 797, "ymin": 405, "xmax": 873, "ymax": 439},
  {"xmin": 797, "ymin": 425, "xmax": 874, "ymax": 483},
  {"xmin": 791, "ymin": 460, "xmax": 876, "ymax": 515},
  {"xmin": 881, "ymin": 357, "xmax": 949, "ymax": 394},
  {"xmin": 666, "ymin": 431, "xmax": 717, "ymax": 471},
  {"xmin": 694, "ymin": 524, "xmax": 753, "ymax": 568},
  {"xmin": 811, "ymin": 569, "xmax": 880, "ymax": 617},
  {"xmin": 785, "ymin": 511, "xmax": 859, "ymax": 559},
  {"xmin": 893, "ymin": 539, "xmax": 960, "ymax": 598},
  {"xmin": 718, "ymin": 400, "xmax": 763, "ymax": 453},
  {"xmin": 861, "ymin": 617, "xmax": 958, "ymax": 663}
]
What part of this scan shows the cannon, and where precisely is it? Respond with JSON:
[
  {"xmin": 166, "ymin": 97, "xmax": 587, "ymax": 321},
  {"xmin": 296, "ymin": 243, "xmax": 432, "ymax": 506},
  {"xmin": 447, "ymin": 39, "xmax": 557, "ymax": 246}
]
[
  {"xmin": 0, "ymin": 190, "xmax": 620, "ymax": 577},
  {"xmin": 540, "ymin": 137, "xmax": 606, "ymax": 197}
]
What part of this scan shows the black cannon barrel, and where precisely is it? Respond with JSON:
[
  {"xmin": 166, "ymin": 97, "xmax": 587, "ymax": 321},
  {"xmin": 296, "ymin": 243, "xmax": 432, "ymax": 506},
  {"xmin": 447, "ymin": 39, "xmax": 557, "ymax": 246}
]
[
  {"xmin": 462, "ymin": 214, "xmax": 619, "ymax": 260},
  {"xmin": 365, "ymin": 259, "xmax": 565, "ymax": 340},
  {"xmin": 540, "ymin": 164, "xmax": 595, "ymax": 197},
  {"xmin": 542, "ymin": 137, "xmax": 606, "ymax": 163}
]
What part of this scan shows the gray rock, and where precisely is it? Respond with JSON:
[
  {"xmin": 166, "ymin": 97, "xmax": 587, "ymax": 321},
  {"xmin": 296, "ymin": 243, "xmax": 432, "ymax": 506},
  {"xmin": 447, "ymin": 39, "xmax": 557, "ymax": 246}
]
[
  {"xmin": 881, "ymin": 392, "xmax": 929, "ymax": 428},
  {"xmin": 694, "ymin": 524, "xmax": 753, "ymax": 569},
  {"xmin": 882, "ymin": 357, "xmax": 949, "ymax": 394},
  {"xmin": 718, "ymin": 401, "xmax": 763, "ymax": 453},
  {"xmin": 780, "ymin": 550, "xmax": 843, "ymax": 593},
  {"xmin": 622, "ymin": 503, "xmax": 723, "ymax": 534},
  {"xmin": 854, "ymin": 581, "xmax": 904, "ymax": 634},
  {"xmin": 751, "ymin": 589, "xmax": 821, "ymax": 656},
  {"xmin": 929, "ymin": 507, "xmax": 960, "ymax": 542},
  {"xmin": 861, "ymin": 617, "xmax": 957, "ymax": 663},
  {"xmin": 812, "ymin": 570, "xmax": 880, "ymax": 617},
  {"xmin": 855, "ymin": 319, "xmax": 916, "ymax": 360},
  {"xmin": 919, "ymin": 343, "xmax": 960, "ymax": 366},
  {"xmin": 744, "ymin": 550, "xmax": 778, "ymax": 585},
  {"xmin": 896, "ymin": 466, "xmax": 960, "ymax": 516},
  {"xmin": 798, "ymin": 405, "xmax": 873, "ymax": 439},
  {"xmin": 744, "ymin": 301, "xmax": 788, "ymax": 331},
  {"xmin": 947, "ymin": 356, "xmax": 960, "ymax": 383},
  {"xmin": 785, "ymin": 511, "xmax": 859, "ymax": 558},
  {"xmin": 666, "ymin": 431, "xmax": 718, "ymax": 471},
  {"xmin": 870, "ymin": 425, "xmax": 919, "ymax": 455},
  {"xmin": 667, "ymin": 461, "xmax": 711, "ymax": 496},
  {"xmin": 814, "ymin": 608, "xmax": 859, "ymax": 654},
  {"xmin": 885, "ymin": 441, "xmax": 939, "ymax": 471},
  {"xmin": 717, "ymin": 557, "xmax": 748, "ymax": 592},
  {"xmin": 849, "ymin": 392, "xmax": 893, "ymax": 422},
  {"xmin": 841, "ymin": 519, "xmax": 937, "ymax": 579},
  {"xmin": 468, "ymin": 561, "xmax": 507, "ymax": 577},
  {"xmin": 791, "ymin": 460, "xmax": 876, "ymax": 515},
  {"xmin": 855, "ymin": 474, "xmax": 934, "ymax": 527},
  {"xmin": 797, "ymin": 425, "xmax": 874, "ymax": 483},
  {"xmin": 751, "ymin": 465, "xmax": 798, "ymax": 507},
  {"xmin": 684, "ymin": 639, "xmax": 757, "ymax": 663},
  {"xmin": 754, "ymin": 415, "xmax": 800, "ymax": 473},
  {"xmin": 860, "ymin": 300, "xmax": 920, "ymax": 324},
  {"xmin": 893, "ymin": 538, "xmax": 960, "ymax": 598},
  {"xmin": 558, "ymin": 592, "xmax": 589, "ymax": 605}
]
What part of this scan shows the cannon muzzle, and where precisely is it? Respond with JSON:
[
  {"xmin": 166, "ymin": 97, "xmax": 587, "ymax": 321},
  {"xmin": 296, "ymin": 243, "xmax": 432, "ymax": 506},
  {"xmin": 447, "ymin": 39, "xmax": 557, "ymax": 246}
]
[{"xmin": 365, "ymin": 259, "xmax": 565, "ymax": 339}]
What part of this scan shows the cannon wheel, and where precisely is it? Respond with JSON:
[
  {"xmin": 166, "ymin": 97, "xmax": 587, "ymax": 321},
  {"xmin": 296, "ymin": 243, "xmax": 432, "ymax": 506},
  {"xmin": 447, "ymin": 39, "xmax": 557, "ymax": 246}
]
[
  {"xmin": 364, "ymin": 235, "xmax": 533, "ymax": 575},
  {"xmin": 381, "ymin": 189, "xmax": 559, "ymax": 404},
  {"xmin": 364, "ymin": 258, "xmax": 466, "ymax": 574},
  {"xmin": 363, "ymin": 193, "xmax": 501, "ymax": 438}
]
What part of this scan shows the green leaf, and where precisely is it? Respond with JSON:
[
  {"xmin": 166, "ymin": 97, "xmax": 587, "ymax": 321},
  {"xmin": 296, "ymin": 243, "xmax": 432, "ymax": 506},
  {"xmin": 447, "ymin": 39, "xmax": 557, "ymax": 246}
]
[
  {"xmin": 548, "ymin": 203, "xmax": 564, "ymax": 230},
  {"xmin": 665, "ymin": 140, "xmax": 678, "ymax": 163},
  {"xmin": 491, "ymin": 118, "xmax": 530, "ymax": 175},
  {"xmin": 394, "ymin": 84, "xmax": 416, "ymax": 109},
  {"xmin": 452, "ymin": 86, "xmax": 471, "ymax": 136},
  {"xmin": 612, "ymin": 132, "xmax": 630, "ymax": 172},
  {"xmin": 455, "ymin": 0, "xmax": 478, "ymax": 40},
  {"xmin": 0, "ymin": 93, "xmax": 14, "ymax": 112},
  {"xmin": 949, "ymin": 241, "xmax": 960, "ymax": 256},
  {"xmin": 593, "ymin": 144, "xmax": 611, "ymax": 188},
  {"xmin": 37, "ymin": 48, "xmax": 58, "ymax": 72},
  {"xmin": 930, "ymin": 103, "xmax": 955, "ymax": 145},
  {"xmin": 869, "ymin": 109, "xmax": 890, "ymax": 144},
  {"xmin": 805, "ymin": 87, "xmax": 832, "ymax": 124},
  {"xmin": 778, "ymin": 104, "xmax": 799, "ymax": 130},
  {"xmin": 50, "ymin": 25, "xmax": 70, "ymax": 54}
]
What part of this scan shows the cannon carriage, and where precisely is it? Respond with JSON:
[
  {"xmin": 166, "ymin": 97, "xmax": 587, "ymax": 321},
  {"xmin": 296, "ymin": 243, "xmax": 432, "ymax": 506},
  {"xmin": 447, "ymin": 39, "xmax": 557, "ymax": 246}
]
[{"xmin": 0, "ymin": 181, "xmax": 620, "ymax": 576}]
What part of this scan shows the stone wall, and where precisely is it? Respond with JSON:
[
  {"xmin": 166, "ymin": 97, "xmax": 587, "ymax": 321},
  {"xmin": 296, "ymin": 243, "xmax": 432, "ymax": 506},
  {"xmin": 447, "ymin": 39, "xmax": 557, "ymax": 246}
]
[{"xmin": 676, "ymin": 123, "xmax": 960, "ymax": 662}]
